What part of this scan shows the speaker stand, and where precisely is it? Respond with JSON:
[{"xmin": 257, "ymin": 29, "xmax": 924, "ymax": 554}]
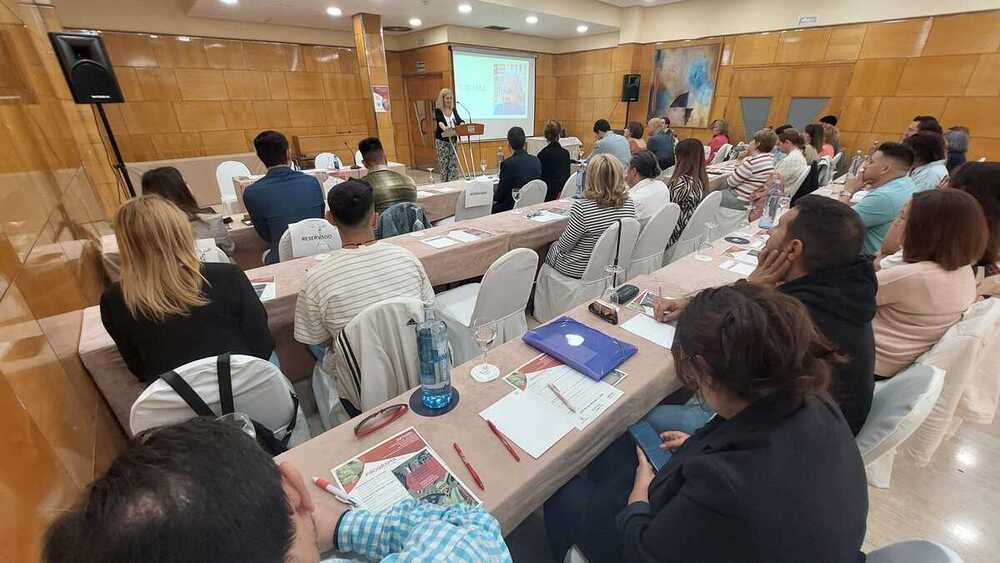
[
  {"xmin": 96, "ymin": 103, "xmax": 136, "ymax": 198},
  {"xmin": 623, "ymin": 100, "xmax": 632, "ymax": 130}
]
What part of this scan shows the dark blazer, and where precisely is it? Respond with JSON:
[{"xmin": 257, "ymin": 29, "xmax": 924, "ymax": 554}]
[
  {"xmin": 646, "ymin": 130, "xmax": 675, "ymax": 170},
  {"xmin": 538, "ymin": 141, "xmax": 571, "ymax": 201},
  {"xmin": 617, "ymin": 392, "xmax": 868, "ymax": 563},
  {"xmin": 243, "ymin": 166, "xmax": 325, "ymax": 264},
  {"xmin": 433, "ymin": 108, "xmax": 464, "ymax": 142},
  {"xmin": 493, "ymin": 149, "xmax": 542, "ymax": 213},
  {"xmin": 100, "ymin": 263, "xmax": 275, "ymax": 384}
]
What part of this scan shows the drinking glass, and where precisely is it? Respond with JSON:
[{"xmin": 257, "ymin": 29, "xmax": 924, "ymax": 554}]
[
  {"xmin": 480, "ymin": 158, "xmax": 488, "ymax": 177},
  {"xmin": 602, "ymin": 264, "xmax": 626, "ymax": 306},
  {"xmin": 470, "ymin": 322, "xmax": 500, "ymax": 382},
  {"xmin": 699, "ymin": 221, "xmax": 719, "ymax": 253},
  {"xmin": 217, "ymin": 412, "xmax": 257, "ymax": 440},
  {"xmin": 511, "ymin": 188, "xmax": 522, "ymax": 214}
]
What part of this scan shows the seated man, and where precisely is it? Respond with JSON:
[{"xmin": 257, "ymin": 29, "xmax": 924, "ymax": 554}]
[
  {"xmin": 645, "ymin": 117, "xmax": 676, "ymax": 170},
  {"xmin": 493, "ymin": 126, "xmax": 541, "ymax": 213},
  {"xmin": 714, "ymin": 128, "xmax": 777, "ymax": 211},
  {"xmin": 625, "ymin": 150, "xmax": 669, "ymax": 224},
  {"xmin": 244, "ymin": 130, "xmax": 325, "ymax": 264},
  {"xmin": 839, "ymin": 142, "xmax": 916, "ymax": 255},
  {"xmin": 359, "ymin": 136, "xmax": 418, "ymax": 213},
  {"xmin": 590, "ymin": 118, "xmax": 632, "ymax": 167},
  {"xmin": 771, "ymin": 124, "xmax": 793, "ymax": 164},
  {"xmin": 294, "ymin": 179, "xmax": 433, "ymax": 414},
  {"xmin": 651, "ymin": 195, "xmax": 877, "ymax": 436},
  {"xmin": 42, "ymin": 418, "xmax": 511, "ymax": 563}
]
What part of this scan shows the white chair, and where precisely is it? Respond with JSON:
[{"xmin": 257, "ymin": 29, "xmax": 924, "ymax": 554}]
[
  {"xmin": 194, "ymin": 238, "xmax": 231, "ymax": 264},
  {"xmin": 436, "ymin": 178, "xmax": 494, "ymax": 226},
  {"xmin": 710, "ymin": 143, "xmax": 732, "ymax": 165},
  {"xmin": 867, "ymin": 540, "xmax": 964, "ymax": 563},
  {"xmin": 276, "ymin": 218, "xmax": 342, "ymax": 262},
  {"xmin": 703, "ymin": 145, "xmax": 711, "ymax": 160},
  {"xmin": 313, "ymin": 298, "xmax": 425, "ymax": 429},
  {"xmin": 816, "ymin": 157, "xmax": 833, "ymax": 186},
  {"xmin": 785, "ymin": 165, "xmax": 812, "ymax": 198},
  {"xmin": 533, "ymin": 218, "xmax": 640, "ymax": 323},
  {"xmin": 215, "ymin": 160, "xmax": 252, "ymax": 207},
  {"xmin": 855, "ymin": 364, "xmax": 944, "ymax": 488},
  {"xmin": 663, "ymin": 190, "xmax": 722, "ymax": 265},
  {"xmin": 434, "ymin": 249, "xmax": 539, "ymax": 365},
  {"xmin": 559, "ymin": 171, "xmax": 580, "ymax": 199},
  {"xmin": 514, "ymin": 179, "xmax": 547, "ymax": 209},
  {"xmin": 314, "ymin": 152, "xmax": 343, "ymax": 170},
  {"xmin": 830, "ymin": 151, "xmax": 844, "ymax": 172},
  {"xmin": 322, "ymin": 175, "xmax": 345, "ymax": 205},
  {"xmin": 958, "ymin": 298, "xmax": 1000, "ymax": 424},
  {"xmin": 355, "ymin": 150, "xmax": 364, "ymax": 167},
  {"xmin": 130, "ymin": 354, "xmax": 311, "ymax": 448},
  {"xmin": 900, "ymin": 297, "xmax": 1000, "ymax": 466},
  {"xmin": 628, "ymin": 203, "xmax": 680, "ymax": 279}
]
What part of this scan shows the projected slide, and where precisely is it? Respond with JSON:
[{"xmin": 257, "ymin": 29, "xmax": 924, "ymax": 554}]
[{"xmin": 452, "ymin": 49, "xmax": 536, "ymax": 139}]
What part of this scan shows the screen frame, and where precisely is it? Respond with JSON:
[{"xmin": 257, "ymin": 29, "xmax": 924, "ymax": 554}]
[{"xmin": 449, "ymin": 45, "xmax": 538, "ymax": 141}]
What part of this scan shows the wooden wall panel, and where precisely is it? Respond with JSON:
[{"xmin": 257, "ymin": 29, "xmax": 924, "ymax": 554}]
[
  {"xmin": 859, "ymin": 19, "xmax": 931, "ymax": 59},
  {"xmin": 921, "ymin": 12, "xmax": 1000, "ymax": 56},
  {"xmin": 732, "ymin": 33, "xmax": 779, "ymax": 66},
  {"xmin": 965, "ymin": 54, "xmax": 1000, "ymax": 96},
  {"xmin": 895, "ymin": 55, "xmax": 980, "ymax": 97},
  {"xmin": 825, "ymin": 25, "xmax": 867, "ymax": 62},
  {"xmin": 775, "ymin": 29, "xmax": 831, "ymax": 64}
]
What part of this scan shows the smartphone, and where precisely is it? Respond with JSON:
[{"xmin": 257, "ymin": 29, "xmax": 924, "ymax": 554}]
[
  {"xmin": 588, "ymin": 299, "xmax": 619, "ymax": 325},
  {"xmin": 628, "ymin": 421, "xmax": 672, "ymax": 472}
]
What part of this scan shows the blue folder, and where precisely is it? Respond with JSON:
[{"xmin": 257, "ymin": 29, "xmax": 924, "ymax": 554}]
[{"xmin": 522, "ymin": 316, "xmax": 638, "ymax": 381}]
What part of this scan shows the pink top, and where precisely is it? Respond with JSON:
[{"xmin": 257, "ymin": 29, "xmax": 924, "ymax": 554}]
[
  {"xmin": 706, "ymin": 134, "xmax": 729, "ymax": 163},
  {"xmin": 873, "ymin": 261, "xmax": 976, "ymax": 377},
  {"xmin": 820, "ymin": 144, "xmax": 836, "ymax": 158}
]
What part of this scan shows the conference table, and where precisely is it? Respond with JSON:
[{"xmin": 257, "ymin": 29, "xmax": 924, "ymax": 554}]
[{"xmin": 277, "ymin": 223, "xmax": 756, "ymax": 537}]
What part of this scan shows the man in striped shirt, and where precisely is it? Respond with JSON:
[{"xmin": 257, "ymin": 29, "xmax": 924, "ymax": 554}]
[
  {"xmin": 717, "ymin": 128, "xmax": 778, "ymax": 210},
  {"xmin": 294, "ymin": 179, "xmax": 433, "ymax": 414}
]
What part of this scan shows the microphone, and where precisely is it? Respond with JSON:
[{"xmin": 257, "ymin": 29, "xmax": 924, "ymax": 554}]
[{"xmin": 345, "ymin": 141, "xmax": 360, "ymax": 169}]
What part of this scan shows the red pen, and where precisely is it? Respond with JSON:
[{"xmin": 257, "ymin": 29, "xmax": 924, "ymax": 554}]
[
  {"xmin": 487, "ymin": 419, "xmax": 521, "ymax": 462},
  {"xmin": 453, "ymin": 442, "xmax": 485, "ymax": 490}
]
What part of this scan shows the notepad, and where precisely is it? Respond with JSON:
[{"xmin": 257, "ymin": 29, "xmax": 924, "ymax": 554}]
[
  {"xmin": 447, "ymin": 230, "xmax": 481, "ymax": 243},
  {"xmin": 719, "ymin": 259, "xmax": 755, "ymax": 276},
  {"xmin": 621, "ymin": 314, "xmax": 676, "ymax": 349},
  {"xmin": 479, "ymin": 390, "xmax": 575, "ymax": 459},
  {"xmin": 422, "ymin": 236, "xmax": 459, "ymax": 249},
  {"xmin": 529, "ymin": 210, "xmax": 566, "ymax": 223}
]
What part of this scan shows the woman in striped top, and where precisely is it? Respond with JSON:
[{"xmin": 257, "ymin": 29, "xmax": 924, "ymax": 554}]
[
  {"xmin": 667, "ymin": 138, "xmax": 709, "ymax": 246},
  {"xmin": 546, "ymin": 154, "xmax": 637, "ymax": 279},
  {"xmin": 718, "ymin": 128, "xmax": 777, "ymax": 210}
]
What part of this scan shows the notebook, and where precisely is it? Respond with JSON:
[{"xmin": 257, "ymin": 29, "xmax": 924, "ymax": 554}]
[{"xmin": 522, "ymin": 316, "xmax": 637, "ymax": 381}]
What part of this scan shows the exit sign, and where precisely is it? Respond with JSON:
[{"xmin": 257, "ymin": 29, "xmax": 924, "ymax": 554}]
[{"xmin": 797, "ymin": 15, "xmax": 820, "ymax": 26}]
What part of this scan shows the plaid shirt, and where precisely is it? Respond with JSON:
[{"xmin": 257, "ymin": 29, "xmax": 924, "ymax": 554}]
[{"xmin": 328, "ymin": 500, "xmax": 512, "ymax": 562}]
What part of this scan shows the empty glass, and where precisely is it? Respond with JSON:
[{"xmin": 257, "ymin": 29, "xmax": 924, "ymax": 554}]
[
  {"xmin": 470, "ymin": 322, "xmax": 500, "ymax": 382},
  {"xmin": 602, "ymin": 264, "xmax": 626, "ymax": 307},
  {"xmin": 511, "ymin": 188, "xmax": 522, "ymax": 214},
  {"xmin": 217, "ymin": 412, "xmax": 256, "ymax": 440},
  {"xmin": 480, "ymin": 158, "xmax": 488, "ymax": 177},
  {"xmin": 699, "ymin": 221, "xmax": 719, "ymax": 253}
]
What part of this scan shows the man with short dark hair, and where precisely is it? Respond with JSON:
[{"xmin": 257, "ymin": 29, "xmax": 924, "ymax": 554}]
[
  {"xmin": 645, "ymin": 116, "xmax": 676, "ymax": 170},
  {"xmin": 590, "ymin": 119, "xmax": 631, "ymax": 166},
  {"xmin": 625, "ymin": 150, "xmax": 669, "ymax": 223},
  {"xmin": 906, "ymin": 115, "xmax": 943, "ymax": 138},
  {"xmin": 493, "ymin": 126, "xmax": 541, "ymax": 213},
  {"xmin": 43, "ymin": 418, "xmax": 511, "ymax": 563},
  {"xmin": 650, "ymin": 195, "xmax": 877, "ymax": 435},
  {"xmin": 359, "ymin": 137, "xmax": 417, "ymax": 212},
  {"xmin": 295, "ymin": 179, "xmax": 433, "ymax": 413},
  {"xmin": 840, "ymin": 142, "xmax": 917, "ymax": 254},
  {"xmin": 819, "ymin": 115, "xmax": 838, "ymax": 127},
  {"xmin": 245, "ymin": 130, "xmax": 325, "ymax": 264}
]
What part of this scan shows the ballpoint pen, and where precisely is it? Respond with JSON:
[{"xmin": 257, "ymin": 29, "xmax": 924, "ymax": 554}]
[
  {"xmin": 487, "ymin": 419, "xmax": 520, "ymax": 462},
  {"xmin": 312, "ymin": 477, "xmax": 360, "ymax": 508},
  {"xmin": 548, "ymin": 383, "xmax": 577, "ymax": 414},
  {"xmin": 453, "ymin": 442, "xmax": 485, "ymax": 490}
]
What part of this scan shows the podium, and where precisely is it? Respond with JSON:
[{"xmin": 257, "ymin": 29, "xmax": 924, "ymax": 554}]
[{"xmin": 450, "ymin": 122, "xmax": 485, "ymax": 179}]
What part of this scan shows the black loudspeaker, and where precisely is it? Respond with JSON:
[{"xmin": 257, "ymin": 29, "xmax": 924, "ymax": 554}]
[
  {"xmin": 621, "ymin": 74, "xmax": 641, "ymax": 102},
  {"xmin": 48, "ymin": 32, "xmax": 124, "ymax": 104}
]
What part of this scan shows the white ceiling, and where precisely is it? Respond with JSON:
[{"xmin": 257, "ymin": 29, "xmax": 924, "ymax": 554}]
[
  {"xmin": 596, "ymin": 0, "xmax": 685, "ymax": 6},
  {"xmin": 188, "ymin": 0, "xmax": 619, "ymax": 39}
]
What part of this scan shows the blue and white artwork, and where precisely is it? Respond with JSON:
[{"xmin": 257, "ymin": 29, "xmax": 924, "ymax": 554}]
[{"xmin": 648, "ymin": 44, "xmax": 721, "ymax": 128}]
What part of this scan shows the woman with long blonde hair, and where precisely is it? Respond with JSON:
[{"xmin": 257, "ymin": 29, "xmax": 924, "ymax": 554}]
[
  {"xmin": 433, "ymin": 87, "xmax": 465, "ymax": 181},
  {"xmin": 545, "ymin": 154, "xmax": 637, "ymax": 279},
  {"xmin": 100, "ymin": 195, "xmax": 274, "ymax": 383}
]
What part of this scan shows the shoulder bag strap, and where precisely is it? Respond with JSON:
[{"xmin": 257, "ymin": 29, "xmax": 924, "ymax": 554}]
[
  {"xmin": 216, "ymin": 353, "xmax": 235, "ymax": 415},
  {"xmin": 160, "ymin": 370, "xmax": 216, "ymax": 417},
  {"xmin": 612, "ymin": 218, "xmax": 623, "ymax": 286}
]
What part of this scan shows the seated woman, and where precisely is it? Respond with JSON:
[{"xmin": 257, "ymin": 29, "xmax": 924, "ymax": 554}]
[
  {"xmin": 705, "ymin": 119, "xmax": 730, "ymax": 164},
  {"xmin": 545, "ymin": 154, "xmax": 637, "ymax": 279},
  {"xmin": 624, "ymin": 121, "xmax": 646, "ymax": 155},
  {"xmin": 951, "ymin": 162, "xmax": 1000, "ymax": 295},
  {"xmin": 100, "ymin": 196, "xmax": 275, "ymax": 384},
  {"xmin": 803, "ymin": 122, "xmax": 825, "ymax": 163},
  {"xmin": 904, "ymin": 132, "xmax": 948, "ymax": 192},
  {"xmin": 141, "ymin": 166, "xmax": 235, "ymax": 256},
  {"xmin": 712, "ymin": 128, "xmax": 776, "ymax": 211},
  {"xmin": 874, "ymin": 189, "xmax": 988, "ymax": 378},
  {"xmin": 544, "ymin": 282, "xmax": 868, "ymax": 563},
  {"xmin": 666, "ymin": 138, "xmax": 708, "ymax": 247}
]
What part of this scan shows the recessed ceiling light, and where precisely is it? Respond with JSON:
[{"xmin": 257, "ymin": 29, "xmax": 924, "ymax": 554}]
[
  {"xmin": 409, "ymin": 17, "xmax": 423, "ymax": 27},
  {"xmin": 326, "ymin": 6, "xmax": 342, "ymax": 17},
  {"xmin": 149, "ymin": 34, "xmax": 159, "ymax": 38},
  {"xmin": 220, "ymin": 0, "xmax": 238, "ymax": 5},
  {"xmin": 525, "ymin": 15, "xmax": 538, "ymax": 24},
  {"xmin": 177, "ymin": 36, "xmax": 191, "ymax": 42},
  {"xmin": 576, "ymin": 25, "xmax": 588, "ymax": 33},
  {"xmin": 458, "ymin": 3, "xmax": 472, "ymax": 14}
]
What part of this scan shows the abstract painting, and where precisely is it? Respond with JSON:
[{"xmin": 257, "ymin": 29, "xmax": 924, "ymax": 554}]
[{"xmin": 647, "ymin": 43, "xmax": 722, "ymax": 128}]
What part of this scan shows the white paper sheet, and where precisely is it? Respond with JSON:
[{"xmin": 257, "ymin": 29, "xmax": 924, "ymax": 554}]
[
  {"xmin": 732, "ymin": 250, "xmax": 759, "ymax": 266},
  {"xmin": 529, "ymin": 211, "xmax": 565, "ymax": 223},
  {"xmin": 505, "ymin": 361, "xmax": 624, "ymax": 430},
  {"xmin": 464, "ymin": 181, "xmax": 493, "ymax": 208},
  {"xmin": 422, "ymin": 236, "xmax": 459, "ymax": 249},
  {"xmin": 719, "ymin": 259, "xmax": 755, "ymax": 277},
  {"xmin": 447, "ymin": 230, "xmax": 481, "ymax": 243},
  {"xmin": 479, "ymin": 390, "xmax": 575, "ymax": 459},
  {"xmin": 621, "ymin": 314, "xmax": 676, "ymax": 349},
  {"xmin": 417, "ymin": 190, "xmax": 436, "ymax": 197}
]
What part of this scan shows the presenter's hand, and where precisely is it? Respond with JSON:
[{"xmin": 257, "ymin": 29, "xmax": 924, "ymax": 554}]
[{"xmin": 628, "ymin": 446, "xmax": 656, "ymax": 505}]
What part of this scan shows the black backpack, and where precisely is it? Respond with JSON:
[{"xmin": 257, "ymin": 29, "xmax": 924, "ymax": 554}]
[
  {"xmin": 791, "ymin": 161, "xmax": 821, "ymax": 207},
  {"xmin": 158, "ymin": 353, "xmax": 299, "ymax": 456}
]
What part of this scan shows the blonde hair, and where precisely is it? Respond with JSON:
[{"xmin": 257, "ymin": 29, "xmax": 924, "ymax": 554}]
[
  {"xmin": 115, "ymin": 195, "xmax": 208, "ymax": 321},
  {"xmin": 584, "ymin": 154, "xmax": 628, "ymax": 208},
  {"xmin": 435, "ymin": 88, "xmax": 454, "ymax": 111},
  {"xmin": 712, "ymin": 119, "xmax": 730, "ymax": 136}
]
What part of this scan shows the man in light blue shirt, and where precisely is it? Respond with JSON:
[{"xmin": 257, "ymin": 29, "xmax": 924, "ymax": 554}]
[
  {"xmin": 589, "ymin": 119, "xmax": 632, "ymax": 167},
  {"xmin": 840, "ymin": 142, "xmax": 916, "ymax": 255}
]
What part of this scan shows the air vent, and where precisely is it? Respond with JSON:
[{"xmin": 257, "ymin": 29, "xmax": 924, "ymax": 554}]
[
  {"xmin": 384, "ymin": 25, "xmax": 412, "ymax": 32},
  {"xmin": 483, "ymin": 25, "xmax": 510, "ymax": 31}
]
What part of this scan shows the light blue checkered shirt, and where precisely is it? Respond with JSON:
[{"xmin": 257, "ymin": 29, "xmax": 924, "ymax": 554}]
[{"xmin": 324, "ymin": 500, "xmax": 512, "ymax": 562}]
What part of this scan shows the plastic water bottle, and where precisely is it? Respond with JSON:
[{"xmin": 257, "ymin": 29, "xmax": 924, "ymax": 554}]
[
  {"xmin": 849, "ymin": 150, "xmax": 864, "ymax": 176},
  {"xmin": 575, "ymin": 165, "xmax": 586, "ymax": 198},
  {"xmin": 496, "ymin": 146, "xmax": 504, "ymax": 168},
  {"xmin": 416, "ymin": 304, "xmax": 453, "ymax": 410},
  {"xmin": 759, "ymin": 174, "xmax": 789, "ymax": 229}
]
